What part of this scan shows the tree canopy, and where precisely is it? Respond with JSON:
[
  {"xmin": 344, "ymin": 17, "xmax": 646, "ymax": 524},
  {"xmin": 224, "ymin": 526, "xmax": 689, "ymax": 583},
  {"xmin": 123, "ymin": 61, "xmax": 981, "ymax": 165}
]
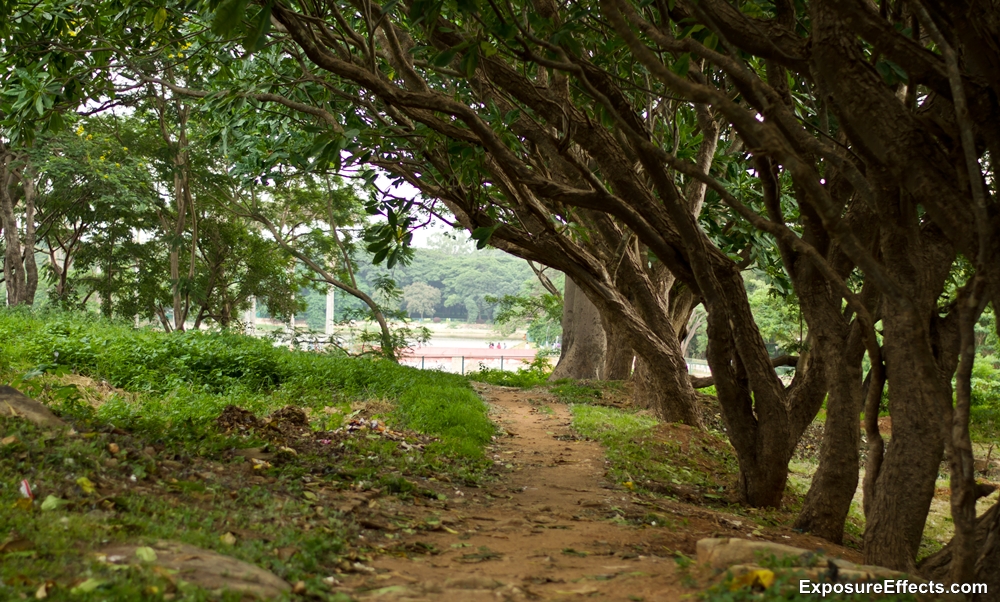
[{"xmin": 2, "ymin": 0, "xmax": 999, "ymax": 584}]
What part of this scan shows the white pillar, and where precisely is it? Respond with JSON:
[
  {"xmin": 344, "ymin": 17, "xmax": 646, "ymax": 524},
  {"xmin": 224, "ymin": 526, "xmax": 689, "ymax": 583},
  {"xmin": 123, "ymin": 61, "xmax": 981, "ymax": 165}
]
[
  {"xmin": 325, "ymin": 286, "xmax": 336, "ymax": 335},
  {"xmin": 244, "ymin": 297, "xmax": 257, "ymax": 335}
]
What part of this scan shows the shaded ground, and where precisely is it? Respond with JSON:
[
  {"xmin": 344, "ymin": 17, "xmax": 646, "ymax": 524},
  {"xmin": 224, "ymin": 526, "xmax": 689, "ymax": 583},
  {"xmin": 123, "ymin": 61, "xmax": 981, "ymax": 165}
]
[{"xmin": 331, "ymin": 386, "xmax": 862, "ymax": 602}]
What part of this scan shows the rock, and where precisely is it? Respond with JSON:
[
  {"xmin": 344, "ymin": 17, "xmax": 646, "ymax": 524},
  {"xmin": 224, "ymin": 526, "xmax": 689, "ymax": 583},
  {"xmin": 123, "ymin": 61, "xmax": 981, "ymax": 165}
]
[
  {"xmin": 696, "ymin": 538, "xmax": 819, "ymax": 570},
  {"xmin": 700, "ymin": 538, "xmax": 965, "ymax": 601},
  {"xmin": 98, "ymin": 540, "xmax": 290, "ymax": 599},
  {"xmin": 0, "ymin": 386, "xmax": 67, "ymax": 428}
]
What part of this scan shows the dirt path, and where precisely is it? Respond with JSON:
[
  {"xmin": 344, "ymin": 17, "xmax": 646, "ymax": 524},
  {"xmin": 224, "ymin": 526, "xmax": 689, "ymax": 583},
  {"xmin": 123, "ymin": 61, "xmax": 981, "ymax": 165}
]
[
  {"xmin": 333, "ymin": 387, "xmax": 699, "ymax": 601},
  {"xmin": 332, "ymin": 386, "xmax": 862, "ymax": 601}
]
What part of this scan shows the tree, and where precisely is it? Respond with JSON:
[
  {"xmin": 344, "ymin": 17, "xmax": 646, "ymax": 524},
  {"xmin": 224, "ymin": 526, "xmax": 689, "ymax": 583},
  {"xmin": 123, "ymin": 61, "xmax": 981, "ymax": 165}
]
[
  {"xmin": 402, "ymin": 282, "xmax": 440, "ymax": 318},
  {"xmin": 5, "ymin": 0, "xmax": 1000, "ymax": 581}
]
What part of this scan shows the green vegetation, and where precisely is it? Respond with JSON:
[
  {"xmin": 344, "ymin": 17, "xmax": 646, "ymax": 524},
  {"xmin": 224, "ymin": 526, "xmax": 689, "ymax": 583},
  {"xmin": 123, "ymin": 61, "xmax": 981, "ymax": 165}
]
[
  {"xmin": 570, "ymin": 404, "xmax": 735, "ymax": 501},
  {"xmin": 469, "ymin": 356, "xmax": 552, "ymax": 388},
  {"xmin": 700, "ymin": 569, "xmax": 917, "ymax": 602},
  {"xmin": 0, "ymin": 309, "xmax": 495, "ymax": 600},
  {"xmin": 969, "ymin": 354, "xmax": 1000, "ymax": 442}
]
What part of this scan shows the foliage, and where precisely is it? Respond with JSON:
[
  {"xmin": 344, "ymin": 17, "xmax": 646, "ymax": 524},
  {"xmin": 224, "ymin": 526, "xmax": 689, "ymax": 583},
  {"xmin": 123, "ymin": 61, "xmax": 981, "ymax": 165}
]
[
  {"xmin": 0, "ymin": 307, "xmax": 496, "ymax": 600},
  {"xmin": 745, "ymin": 273, "xmax": 804, "ymax": 356},
  {"xmin": 488, "ymin": 291, "xmax": 563, "ymax": 345},
  {"xmin": 570, "ymin": 404, "xmax": 735, "ymax": 499},
  {"xmin": 969, "ymin": 354, "xmax": 1000, "ymax": 442},
  {"xmin": 0, "ymin": 309, "xmax": 480, "ymax": 446},
  {"xmin": 402, "ymin": 282, "xmax": 442, "ymax": 319},
  {"xmin": 469, "ymin": 356, "xmax": 552, "ymax": 388},
  {"xmin": 393, "ymin": 385, "xmax": 496, "ymax": 458}
]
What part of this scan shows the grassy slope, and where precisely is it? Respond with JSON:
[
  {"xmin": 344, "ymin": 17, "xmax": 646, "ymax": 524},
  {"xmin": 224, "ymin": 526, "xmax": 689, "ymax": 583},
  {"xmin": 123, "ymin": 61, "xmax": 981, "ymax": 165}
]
[{"xmin": 0, "ymin": 309, "xmax": 495, "ymax": 601}]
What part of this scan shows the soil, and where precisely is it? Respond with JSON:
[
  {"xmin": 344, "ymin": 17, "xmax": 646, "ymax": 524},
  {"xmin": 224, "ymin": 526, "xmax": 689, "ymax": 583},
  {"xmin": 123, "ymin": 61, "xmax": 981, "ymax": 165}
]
[{"xmin": 332, "ymin": 386, "xmax": 863, "ymax": 602}]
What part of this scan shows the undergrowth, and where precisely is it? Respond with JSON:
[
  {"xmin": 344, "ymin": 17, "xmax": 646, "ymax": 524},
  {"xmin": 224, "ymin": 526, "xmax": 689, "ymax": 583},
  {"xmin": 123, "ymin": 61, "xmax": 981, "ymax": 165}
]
[
  {"xmin": 468, "ymin": 356, "xmax": 551, "ymax": 388},
  {"xmin": 0, "ymin": 308, "xmax": 496, "ymax": 600},
  {"xmin": 570, "ymin": 404, "xmax": 735, "ymax": 502}
]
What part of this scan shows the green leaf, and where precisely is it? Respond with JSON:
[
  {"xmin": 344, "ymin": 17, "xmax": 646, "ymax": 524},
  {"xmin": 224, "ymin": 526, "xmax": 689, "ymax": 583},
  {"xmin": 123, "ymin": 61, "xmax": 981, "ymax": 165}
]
[
  {"xmin": 430, "ymin": 48, "xmax": 457, "ymax": 68},
  {"xmin": 34, "ymin": 95, "xmax": 45, "ymax": 116},
  {"xmin": 480, "ymin": 41, "xmax": 497, "ymax": 57},
  {"xmin": 241, "ymin": 2, "xmax": 273, "ymax": 57},
  {"xmin": 372, "ymin": 248, "xmax": 389, "ymax": 264},
  {"xmin": 46, "ymin": 110, "xmax": 65, "ymax": 132},
  {"xmin": 670, "ymin": 53, "xmax": 690, "ymax": 77},
  {"xmin": 460, "ymin": 50, "xmax": 479, "ymax": 78},
  {"xmin": 135, "ymin": 546, "xmax": 158, "ymax": 562},
  {"xmin": 70, "ymin": 578, "xmax": 106, "ymax": 594},
  {"xmin": 211, "ymin": 0, "xmax": 249, "ymax": 37},
  {"xmin": 40, "ymin": 495, "xmax": 69, "ymax": 511},
  {"xmin": 153, "ymin": 7, "xmax": 168, "ymax": 31}
]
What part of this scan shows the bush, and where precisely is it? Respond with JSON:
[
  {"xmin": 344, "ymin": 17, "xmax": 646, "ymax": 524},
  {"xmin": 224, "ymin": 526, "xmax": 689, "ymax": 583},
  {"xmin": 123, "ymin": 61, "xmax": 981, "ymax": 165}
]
[
  {"xmin": 0, "ymin": 309, "xmax": 492, "ymax": 458},
  {"xmin": 469, "ymin": 356, "xmax": 551, "ymax": 388}
]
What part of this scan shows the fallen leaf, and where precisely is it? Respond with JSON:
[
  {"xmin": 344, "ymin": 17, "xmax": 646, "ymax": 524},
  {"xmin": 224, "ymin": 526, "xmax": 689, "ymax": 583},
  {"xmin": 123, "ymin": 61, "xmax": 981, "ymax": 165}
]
[
  {"xmin": 40, "ymin": 495, "xmax": 69, "ymax": 512},
  {"xmin": 13, "ymin": 498, "xmax": 33, "ymax": 511},
  {"xmin": 292, "ymin": 581, "xmax": 307, "ymax": 594},
  {"xmin": 1, "ymin": 435, "xmax": 18, "ymax": 446},
  {"xmin": 729, "ymin": 569, "xmax": 775, "ymax": 591},
  {"xmin": 34, "ymin": 582, "xmax": 48, "ymax": 599},
  {"xmin": 70, "ymin": 578, "xmax": 105, "ymax": 594},
  {"xmin": 135, "ymin": 546, "xmax": 158, "ymax": 562},
  {"xmin": 76, "ymin": 477, "xmax": 96, "ymax": 495},
  {"xmin": 220, "ymin": 532, "xmax": 237, "ymax": 546},
  {"xmin": 0, "ymin": 536, "xmax": 34, "ymax": 554},
  {"xmin": 107, "ymin": 443, "xmax": 120, "ymax": 454}
]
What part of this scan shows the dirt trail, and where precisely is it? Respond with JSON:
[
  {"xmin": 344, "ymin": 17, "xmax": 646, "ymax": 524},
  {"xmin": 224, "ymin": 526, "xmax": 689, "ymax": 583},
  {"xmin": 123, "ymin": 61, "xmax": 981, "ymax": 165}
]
[
  {"xmin": 335, "ymin": 387, "xmax": 697, "ymax": 601},
  {"xmin": 334, "ymin": 386, "xmax": 860, "ymax": 601}
]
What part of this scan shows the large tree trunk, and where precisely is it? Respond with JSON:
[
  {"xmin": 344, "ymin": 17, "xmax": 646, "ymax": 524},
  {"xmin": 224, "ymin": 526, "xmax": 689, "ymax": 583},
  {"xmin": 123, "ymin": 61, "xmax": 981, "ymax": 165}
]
[
  {"xmin": 0, "ymin": 151, "xmax": 28, "ymax": 306},
  {"xmin": 549, "ymin": 277, "xmax": 606, "ymax": 380},
  {"xmin": 601, "ymin": 312, "xmax": 633, "ymax": 380},
  {"xmin": 793, "ymin": 321, "xmax": 865, "ymax": 543},
  {"xmin": 21, "ymin": 164, "xmax": 38, "ymax": 305},
  {"xmin": 863, "ymin": 308, "xmax": 955, "ymax": 571}
]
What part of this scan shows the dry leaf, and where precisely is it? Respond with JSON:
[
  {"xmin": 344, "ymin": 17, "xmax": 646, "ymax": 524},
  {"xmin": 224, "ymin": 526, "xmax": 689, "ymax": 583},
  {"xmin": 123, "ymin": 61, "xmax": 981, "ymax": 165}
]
[
  {"xmin": 108, "ymin": 443, "xmax": 120, "ymax": 454},
  {"xmin": 0, "ymin": 535, "xmax": 34, "ymax": 554},
  {"xmin": 1, "ymin": 435, "xmax": 18, "ymax": 446}
]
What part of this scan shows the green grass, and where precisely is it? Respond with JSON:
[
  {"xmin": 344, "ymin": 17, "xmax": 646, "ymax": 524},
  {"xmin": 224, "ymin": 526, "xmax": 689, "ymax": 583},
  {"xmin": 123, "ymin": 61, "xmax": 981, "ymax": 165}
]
[
  {"xmin": 394, "ymin": 385, "xmax": 496, "ymax": 458},
  {"xmin": 0, "ymin": 308, "xmax": 496, "ymax": 600},
  {"xmin": 570, "ymin": 404, "xmax": 735, "ymax": 500}
]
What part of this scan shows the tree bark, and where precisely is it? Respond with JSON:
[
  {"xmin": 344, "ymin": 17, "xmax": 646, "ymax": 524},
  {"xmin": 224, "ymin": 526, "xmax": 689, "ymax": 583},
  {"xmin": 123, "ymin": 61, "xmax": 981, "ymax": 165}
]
[
  {"xmin": 549, "ymin": 277, "xmax": 606, "ymax": 380},
  {"xmin": 0, "ymin": 181, "xmax": 24, "ymax": 305},
  {"xmin": 601, "ymin": 312, "xmax": 633, "ymax": 380},
  {"xmin": 793, "ymin": 321, "xmax": 865, "ymax": 543},
  {"xmin": 863, "ymin": 307, "xmax": 955, "ymax": 571}
]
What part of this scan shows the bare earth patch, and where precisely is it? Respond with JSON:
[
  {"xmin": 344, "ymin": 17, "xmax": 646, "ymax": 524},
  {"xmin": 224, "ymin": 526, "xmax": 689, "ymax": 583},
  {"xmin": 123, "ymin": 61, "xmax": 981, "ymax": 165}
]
[{"xmin": 332, "ymin": 386, "xmax": 862, "ymax": 602}]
